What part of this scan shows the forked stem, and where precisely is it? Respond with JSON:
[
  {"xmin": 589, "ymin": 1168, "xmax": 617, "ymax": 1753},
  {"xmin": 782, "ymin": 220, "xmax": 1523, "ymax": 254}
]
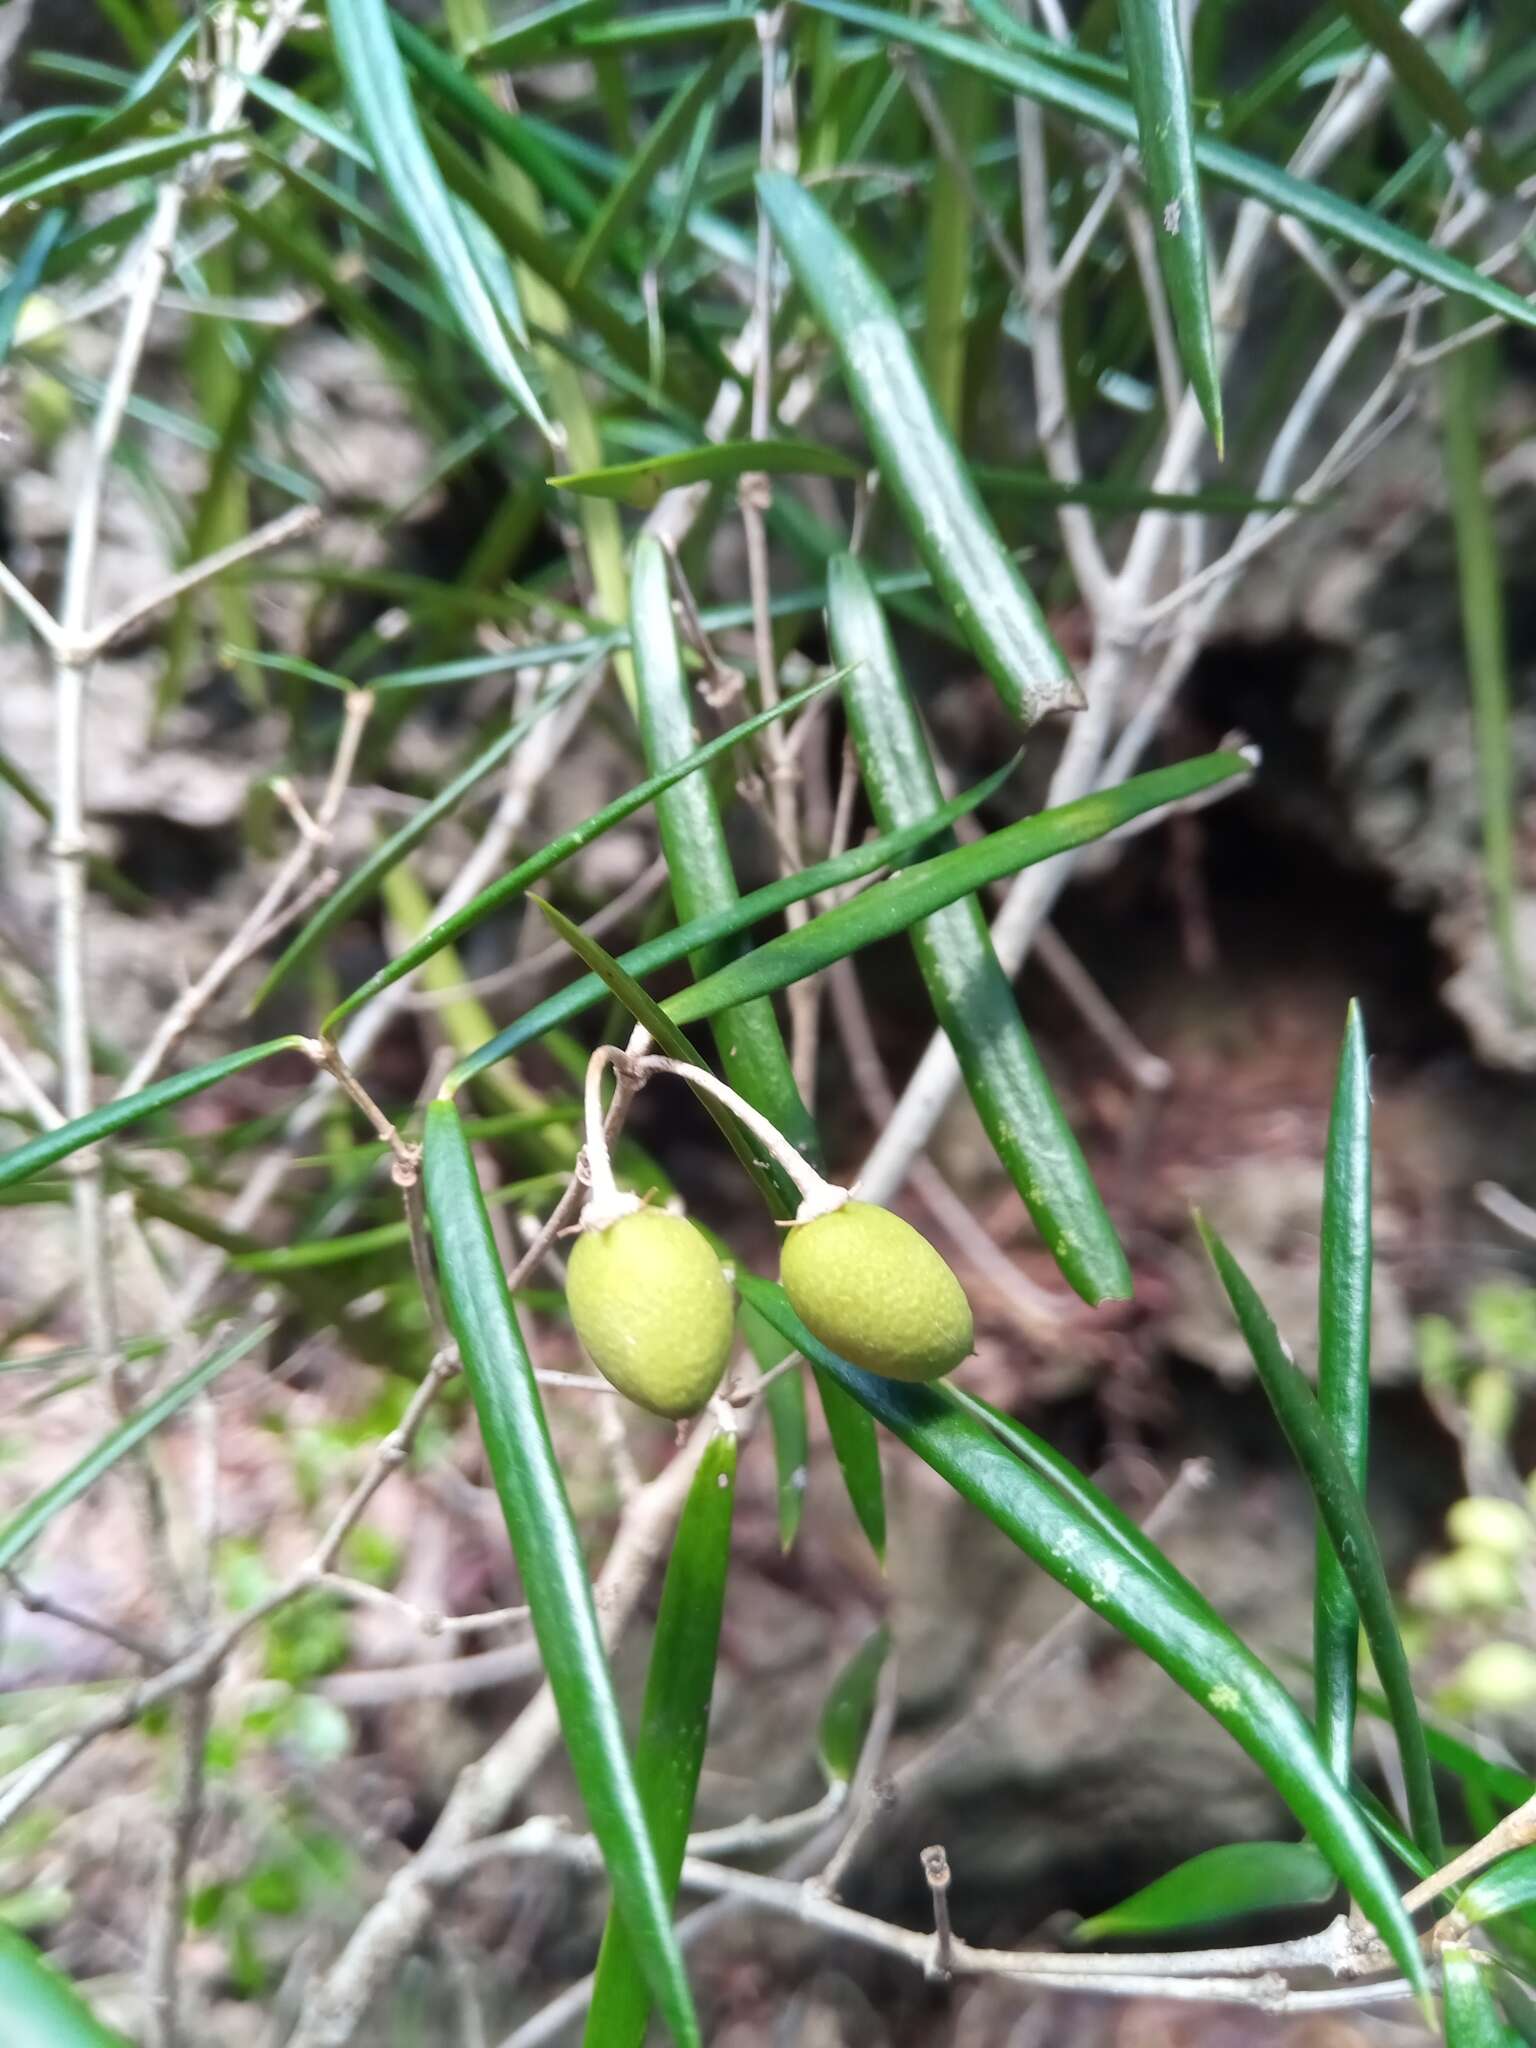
[{"xmin": 626, "ymin": 1054, "xmax": 849, "ymax": 1222}]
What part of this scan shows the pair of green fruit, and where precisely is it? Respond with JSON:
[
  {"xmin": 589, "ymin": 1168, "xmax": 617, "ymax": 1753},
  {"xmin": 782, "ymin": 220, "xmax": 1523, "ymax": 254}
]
[{"xmin": 566, "ymin": 1199, "xmax": 974, "ymax": 1418}]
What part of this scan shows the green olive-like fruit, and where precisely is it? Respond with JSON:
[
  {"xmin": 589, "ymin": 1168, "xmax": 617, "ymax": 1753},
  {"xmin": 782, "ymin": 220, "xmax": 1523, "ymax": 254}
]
[
  {"xmin": 566, "ymin": 1208, "xmax": 735, "ymax": 1418},
  {"xmin": 780, "ymin": 1201, "xmax": 972, "ymax": 1383}
]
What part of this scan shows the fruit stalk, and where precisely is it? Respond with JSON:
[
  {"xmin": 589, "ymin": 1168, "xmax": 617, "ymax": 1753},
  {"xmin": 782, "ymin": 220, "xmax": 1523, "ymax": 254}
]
[{"xmin": 626, "ymin": 1054, "xmax": 850, "ymax": 1222}]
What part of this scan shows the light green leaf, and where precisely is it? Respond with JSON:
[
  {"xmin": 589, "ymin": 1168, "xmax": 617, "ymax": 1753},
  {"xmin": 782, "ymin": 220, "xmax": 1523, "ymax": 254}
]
[
  {"xmin": 1074, "ymin": 1840, "xmax": 1336, "ymax": 1942},
  {"xmin": 817, "ymin": 1624, "xmax": 890, "ymax": 1784},
  {"xmin": 322, "ymin": 672, "xmax": 833, "ymax": 1032},
  {"xmin": 0, "ymin": 1925, "xmax": 131, "ymax": 2047}
]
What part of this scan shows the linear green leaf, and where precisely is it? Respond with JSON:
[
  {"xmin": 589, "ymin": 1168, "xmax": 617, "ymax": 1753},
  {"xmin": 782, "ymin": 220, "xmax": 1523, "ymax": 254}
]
[
  {"xmin": 1315, "ymin": 1000, "xmax": 1373, "ymax": 1784},
  {"xmin": 814, "ymin": 1369, "xmax": 886, "ymax": 1564},
  {"xmin": 0, "ymin": 1924, "xmax": 132, "ymax": 2047},
  {"xmin": 667, "ymin": 750, "xmax": 1251, "ymax": 1032},
  {"xmin": 582, "ymin": 1430, "xmax": 735, "ymax": 2048},
  {"xmin": 817, "ymin": 1623, "xmax": 890, "ymax": 1784},
  {"xmin": 325, "ymin": 673, "xmax": 833, "ymax": 1031},
  {"xmin": 328, "ymin": 0, "xmax": 549, "ymax": 430},
  {"xmin": 29, "ymin": 16, "xmax": 198, "ymax": 174},
  {"xmin": 1459, "ymin": 1848, "xmax": 1536, "ymax": 1931},
  {"xmin": 951, "ymin": 1386, "xmax": 1187, "ymax": 1598},
  {"xmin": 0, "ymin": 1039, "xmax": 305, "ymax": 1193},
  {"xmin": 1075, "ymin": 1840, "xmax": 1336, "ymax": 1943},
  {"xmin": 0, "ymin": 130, "xmax": 217, "ymax": 210},
  {"xmin": 569, "ymin": 40, "xmax": 742, "ymax": 288},
  {"xmin": 1354, "ymin": 1688, "xmax": 1535, "ymax": 1815},
  {"xmin": 830, "ymin": 552, "xmax": 1128, "ymax": 1304},
  {"xmin": 430, "ymin": 761, "xmax": 1006, "ymax": 1085},
  {"xmin": 526, "ymin": 899, "xmax": 791, "ymax": 1216},
  {"xmin": 741, "ymin": 1302, "xmax": 809, "ymax": 1551},
  {"xmin": 422, "ymin": 1102, "xmax": 700, "ymax": 2048},
  {"xmin": 551, "ymin": 437, "xmax": 865, "ymax": 507},
  {"xmin": 466, "ymin": 0, "xmax": 608, "ymax": 64},
  {"xmin": 447, "ymin": 750, "xmax": 1236, "ymax": 1091},
  {"xmin": 251, "ymin": 669, "xmax": 588, "ymax": 1012},
  {"xmin": 0, "ymin": 1321, "xmax": 271, "ymax": 1573},
  {"xmin": 391, "ymin": 15, "xmax": 599, "ymax": 231},
  {"xmin": 1117, "ymin": 0, "xmax": 1222, "ymax": 447},
  {"xmin": 757, "ymin": 170, "xmax": 1076, "ymax": 727},
  {"xmin": 1444, "ymin": 1948, "xmax": 1521, "ymax": 2047},
  {"xmin": 0, "ymin": 206, "xmax": 69, "ymax": 365},
  {"xmin": 797, "ymin": 0, "xmax": 1536, "ymax": 335},
  {"xmin": 1196, "ymin": 1215, "xmax": 1444, "ymax": 1862},
  {"xmin": 736, "ymin": 1272, "xmax": 1427, "ymax": 1996},
  {"xmin": 231, "ymin": 1175, "xmax": 564, "ymax": 1273},
  {"xmin": 632, "ymin": 533, "xmax": 819, "ymax": 1163},
  {"xmin": 362, "ymin": 567, "xmax": 945, "ymax": 692},
  {"xmin": 1338, "ymin": 0, "xmax": 1511, "ymax": 187}
]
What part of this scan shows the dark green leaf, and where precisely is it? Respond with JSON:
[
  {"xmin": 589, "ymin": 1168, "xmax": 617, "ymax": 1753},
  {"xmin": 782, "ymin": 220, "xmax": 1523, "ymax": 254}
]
[
  {"xmin": 323, "ymin": 673, "xmax": 834, "ymax": 1031},
  {"xmin": 449, "ymin": 750, "xmax": 1244, "ymax": 1093},
  {"xmin": 1117, "ymin": 0, "xmax": 1222, "ymax": 446},
  {"xmin": 328, "ymin": 0, "xmax": 549, "ymax": 427},
  {"xmin": 569, "ymin": 40, "xmax": 742, "ymax": 288},
  {"xmin": 467, "ymin": 0, "xmax": 608, "ymax": 64},
  {"xmin": 0, "ymin": 1925, "xmax": 131, "ymax": 2047},
  {"xmin": 446, "ymin": 757, "xmax": 1018, "ymax": 1091},
  {"xmin": 1338, "ymin": 0, "xmax": 1511, "ymax": 187},
  {"xmin": 741, "ymin": 1303, "xmax": 809, "ymax": 1551},
  {"xmin": 422, "ymin": 1102, "xmax": 699, "ymax": 2048},
  {"xmin": 0, "ymin": 1323, "xmax": 270, "ymax": 1573},
  {"xmin": 632, "ymin": 532, "xmax": 819, "ymax": 1164},
  {"xmin": 0, "ymin": 1040, "xmax": 305, "ymax": 1194},
  {"xmin": 798, "ymin": 0, "xmax": 1536, "ymax": 335},
  {"xmin": 551, "ymin": 437, "xmax": 864, "ymax": 508},
  {"xmin": 665, "ymin": 751, "xmax": 1251, "ymax": 1033},
  {"xmin": 829, "ymin": 552, "xmax": 1128, "ymax": 1305},
  {"xmin": 583, "ymin": 1430, "xmax": 736, "ymax": 2048},
  {"xmin": 526, "ymin": 900, "xmax": 791, "ymax": 1217},
  {"xmin": 1196, "ymin": 1215, "xmax": 1443, "ymax": 1862},
  {"xmin": 817, "ymin": 1624, "xmax": 890, "ymax": 1784},
  {"xmin": 814, "ymin": 1368, "xmax": 886, "ymax": 1565},
  {"xmin": 0, "ymin": 130, "xmax": 218, "ymax": 208},
  {"xmin": 1315, "ymin": 1000, "xmax": 1373, "ymax": 1784},
  {"xmin": 736, "ymin": 1272, "xmax": 1427, "ymax": 1998},
  {"xmin": 757, "ymin": 170, "xmax": 1076, "ymax": 728},
  {"xmin": 1074, "ymin": 1840, "xmax": 1336, "ymax": 1942}
]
